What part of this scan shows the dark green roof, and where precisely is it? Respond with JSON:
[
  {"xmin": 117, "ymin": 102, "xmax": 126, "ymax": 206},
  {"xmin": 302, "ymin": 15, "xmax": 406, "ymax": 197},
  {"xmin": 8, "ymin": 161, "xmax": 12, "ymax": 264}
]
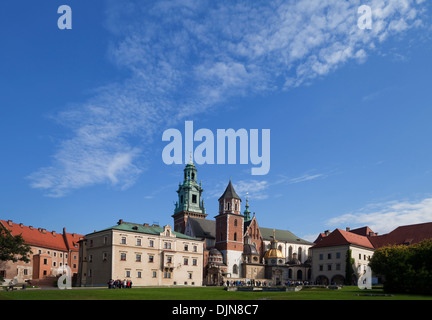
[
  {"xmin": 94, "ymin": 221, "xmax": 199, "ymax": 240},
  {"xmin": 260, "ymin": 227, "xmax": 313, "ymax": 245}
]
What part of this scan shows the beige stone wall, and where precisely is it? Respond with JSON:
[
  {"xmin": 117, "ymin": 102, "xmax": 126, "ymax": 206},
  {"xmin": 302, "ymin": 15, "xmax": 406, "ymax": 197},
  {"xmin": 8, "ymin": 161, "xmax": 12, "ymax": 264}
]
[
  {"xmin": 311, "ymin": 245, "xmax": 374, "ymax": 284},
  {"xmin": 83, "ymin": 226, "xmax": 204, "ymax": 287}
]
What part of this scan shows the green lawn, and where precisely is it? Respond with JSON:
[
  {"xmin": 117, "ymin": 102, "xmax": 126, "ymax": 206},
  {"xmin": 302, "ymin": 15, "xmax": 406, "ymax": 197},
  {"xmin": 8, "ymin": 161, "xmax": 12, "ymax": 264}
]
[{"xmin": 1, "ymin": 286, "xmax": 431, "ymax": 300}]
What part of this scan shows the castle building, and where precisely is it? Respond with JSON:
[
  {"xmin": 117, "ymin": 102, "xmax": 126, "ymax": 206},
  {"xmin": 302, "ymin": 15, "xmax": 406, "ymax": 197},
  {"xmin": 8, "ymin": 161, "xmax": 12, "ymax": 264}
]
[
  {"xmin": 0, "ymin": 219, "xmax": 83, "ymax": 286},
  {"xmin": 311, "ymin": 222, "xmax": 432, "ymax": 285},
  {"xmin": 176, "ymin": 162, "xmax": 314, "ymax": 285},
  {"xmin": 78, "ymin": 220, "xmax": 204, "ymax": 287}
]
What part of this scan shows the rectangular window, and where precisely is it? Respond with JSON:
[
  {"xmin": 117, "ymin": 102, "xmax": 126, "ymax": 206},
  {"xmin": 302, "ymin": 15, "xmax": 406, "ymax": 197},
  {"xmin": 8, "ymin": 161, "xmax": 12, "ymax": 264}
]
[
  {"xmin": 193, "ymin": 246, "xmax": 197, "ymax": 252},
  {"xmin": 149, "ymin": 240, "xmax": 154, "ymax": 247},
  {"xmin": 192, "ymin": 259, "xmax": 197, "ymax": 266},
  {"xmin": 126, "ymin": 270, "xmax": 130, "ymax": 277},
  {"xmin": 137, "ymin": 271, "xmax": 142, "ymax": 278},
  {"xmin": 136, "ymin": 254, "xmax": 141, "ymax": 262},
  {"xmin": 327, "ymin": 264, "xmax": 332, "ymax": 271},
  {"xmin": 336, "ymin": 252, "xmax": 341, "ymax": 259},
  {"xmin": 148, "ymin": 255, "xmax": 154, "ymax": 263},
  {"xmin": 184, "ymin": 258, "xmax": 188, "ymax": 265},
  {"xmin": 121, "ymin": 237, "xmax": 127, "ymax": 244},
  {"xmin": 152, "ymin": 271, "xmax": 157, "ymax": 278},
  {"xmin": 167, "ymin": 256, "xmax": 172, "ymax": 264},
  {"xmin": 336, "ymin": 263, "xmax": 341, "ymax": 271},
  {"xmin": 192, "ymin": 194, "xmax": 197, "ymax": 203},
  {"xmin": 136, "ymin": 238, "xmax": 142, "ymax": 246},
  {"xmin": 327, "ymin": 253, "xmax": 332, "ymax": 259},
  {"xmin": 120, "ymin": 253, "xmax": 126, "ymax": 261},
  {"xmin": 319, "ymin": 265, "xmax": 323, "ymax": 271},
  {"xmin": 184, "ymin": 244, "xmax": 188, "ymax": 251},
  {"xmin": 319, "ymin": 254, "xmax": 323, "ymax": 260}
]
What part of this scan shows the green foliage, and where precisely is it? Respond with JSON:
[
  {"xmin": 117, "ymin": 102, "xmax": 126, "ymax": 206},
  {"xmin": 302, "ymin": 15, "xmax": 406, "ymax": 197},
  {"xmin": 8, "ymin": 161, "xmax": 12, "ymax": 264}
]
[
  {"xmin": 369, "ymin": 239, "xmax": 432, "ymax": 294},
  {"xmin": 345, "ymin": 249, "xmax": 355, "ymax": 285}
]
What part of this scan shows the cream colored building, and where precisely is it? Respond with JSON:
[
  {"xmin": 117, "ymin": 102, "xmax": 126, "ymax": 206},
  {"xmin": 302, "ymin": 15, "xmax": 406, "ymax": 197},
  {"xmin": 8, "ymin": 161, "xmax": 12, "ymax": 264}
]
[
  {"xmin": 78, "ymin": 220, "xmax": 203, "ymax": 287},
  {"xmin": 310, "ymin": 228, "xmax": 374, "ymax": 285}
]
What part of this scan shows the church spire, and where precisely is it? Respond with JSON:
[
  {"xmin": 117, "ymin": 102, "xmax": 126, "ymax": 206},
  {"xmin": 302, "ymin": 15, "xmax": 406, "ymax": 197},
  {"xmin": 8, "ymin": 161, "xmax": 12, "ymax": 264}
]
[
  {"xmin": 244, "ymin": 192, "xmax": 251, "ymax": 222},
  {"xmin": 172, "ymin": 161, "xmax": 207, "ymax": 233}
]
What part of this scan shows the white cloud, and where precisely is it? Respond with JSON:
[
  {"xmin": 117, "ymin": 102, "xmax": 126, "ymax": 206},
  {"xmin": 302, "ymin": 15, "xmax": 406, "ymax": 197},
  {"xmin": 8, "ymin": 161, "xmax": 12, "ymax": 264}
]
[
  {"xmin": 326, "ymin": 197, "xmax": 432, "ymax": 234},
  {"xmin": 29, "ymin": 0, "xmax": 429, "ymax": 196}
]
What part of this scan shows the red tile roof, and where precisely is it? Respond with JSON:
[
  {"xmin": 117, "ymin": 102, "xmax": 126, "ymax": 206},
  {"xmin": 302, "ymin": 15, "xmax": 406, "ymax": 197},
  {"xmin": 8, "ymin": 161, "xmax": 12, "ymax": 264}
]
[
  {"xmin": 313, "ymin": 222, "xmax": 432, "ymax": 250},
  {"xmin": 312, "ymin": 228, "xmax": 374, "ymax": 249},
  {"xmin": 0, "ymin": 220, "xmax": 84, "ymax": 252},
  {"xmin": 369, "ymin": 222, "xmax": 432, "ymax": 248}
]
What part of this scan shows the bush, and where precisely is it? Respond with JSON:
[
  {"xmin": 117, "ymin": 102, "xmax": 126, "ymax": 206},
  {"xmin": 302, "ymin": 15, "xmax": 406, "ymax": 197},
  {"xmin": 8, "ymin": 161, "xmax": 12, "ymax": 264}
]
[{"xmin": 369, "ymin": 239, "xmax": 432, "ymax": 294}]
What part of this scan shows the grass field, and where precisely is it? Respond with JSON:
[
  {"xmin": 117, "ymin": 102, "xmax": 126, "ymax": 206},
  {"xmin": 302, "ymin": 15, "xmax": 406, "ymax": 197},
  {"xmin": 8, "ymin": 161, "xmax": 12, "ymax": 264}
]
[{"xmin": 1, "ymin": 285, "xmax": 431, "ymax": 300}]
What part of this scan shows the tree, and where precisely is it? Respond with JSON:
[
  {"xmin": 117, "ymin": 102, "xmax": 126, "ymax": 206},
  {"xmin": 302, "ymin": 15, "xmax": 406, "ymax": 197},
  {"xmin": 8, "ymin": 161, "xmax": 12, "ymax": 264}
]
[
  {"xmin": 369, "ymin": 239, "xmax": 432, "ymax": 294},
  {"xmin": 345, "ymin": 249, "xmax": 355, "ymax": 285},
  {"xmin": 0, "ymin": 225, "xmax": 32, "ymax": 282}
]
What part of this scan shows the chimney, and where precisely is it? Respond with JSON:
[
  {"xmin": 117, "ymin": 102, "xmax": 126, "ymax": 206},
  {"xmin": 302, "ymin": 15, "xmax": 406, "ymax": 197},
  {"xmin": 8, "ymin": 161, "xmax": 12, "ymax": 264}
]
[
  {"xmin": 7, "ymin": 220, "xmax": 13, "ymax": 227},
  {"xmin": 143, "ymin": 223, "xmax": 149, "ymax": 227},
  {"xmin": 346, "ymin": 227, "xmax": 350, "ymax": 232},
  {"xmin": 52, "ymin": 231, "xmax": 56, "ymax": 236},
  {"xmin": 29, "ymin": 226, "xmax": 33, "ymax": 230},
  {"xmin": 19, "ymin": 223, "xmax": 24, "ymax": 228},
  {"xmin": 368, "ymin": 232, "xmax": 375, "ymax": 237},
  {"xmin": 324, "ymin": 230, "xmax": 330, "ymax": 236},
  {"xmin": 118, "ymin": 219, "xmax": 123, "ymax": 225}
]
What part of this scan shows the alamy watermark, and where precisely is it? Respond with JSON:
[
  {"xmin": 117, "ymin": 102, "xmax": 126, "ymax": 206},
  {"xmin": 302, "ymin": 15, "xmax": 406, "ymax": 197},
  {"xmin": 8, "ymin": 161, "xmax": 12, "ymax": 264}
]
[
  {"xmin": 162, "ymin": 121, "xmax": 270, "ymax": 175},
  {"xmin": 57, "ymin": 265, "xmax": 72, "ymax": 290}
]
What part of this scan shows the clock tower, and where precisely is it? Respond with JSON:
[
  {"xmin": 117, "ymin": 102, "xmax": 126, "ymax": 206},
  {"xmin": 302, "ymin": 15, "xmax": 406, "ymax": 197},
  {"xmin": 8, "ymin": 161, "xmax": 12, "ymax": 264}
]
[
  {"xmin": 215, "ymin": 179, "xmax": 244, "ymax": 278},
  {"xmin": 172, "ymin": 159, "xmax": 207, "ymax": 233}
]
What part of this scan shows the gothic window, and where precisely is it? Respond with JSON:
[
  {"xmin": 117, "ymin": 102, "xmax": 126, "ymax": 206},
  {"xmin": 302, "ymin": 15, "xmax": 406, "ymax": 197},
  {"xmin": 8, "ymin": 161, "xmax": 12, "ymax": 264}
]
[
  {"xmin": 233, "ymin": 264, "xmax": 238, "ymax": 274},
  {"xmin": 289, "ymin": 246, "xmax": 293, "ymax": 260},
  {"xmin": 298, "ymin": 247, "xmax": 302, "ymax": 261},
  {"xmin": 235, "ymin": 202, "xmax": 238, "ymax": 211}
]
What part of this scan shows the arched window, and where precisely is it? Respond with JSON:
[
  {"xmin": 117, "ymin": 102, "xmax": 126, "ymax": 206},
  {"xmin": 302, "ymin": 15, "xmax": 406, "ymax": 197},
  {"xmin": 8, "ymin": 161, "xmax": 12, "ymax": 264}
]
[
  {"xmin": 233, "ymin": 264, "xmax": 238, "ymax": 274},
  {"xmin": 234, "ymin": 219, "xmax": 237, "ymax": 227},
  {"xmin": 235, "ymin": 202, "xmax": 238, "ymax": 211},
  {"xmin": 298, "ymin": 247, "xmax": 303, "ymax": 261},
  {"xmin": 289, "ymin": 246, "xmax": 293, "ymax": 260},
  {"xmin": 227, "ymin": 202, "xmax": 231, "ymax": 210}
]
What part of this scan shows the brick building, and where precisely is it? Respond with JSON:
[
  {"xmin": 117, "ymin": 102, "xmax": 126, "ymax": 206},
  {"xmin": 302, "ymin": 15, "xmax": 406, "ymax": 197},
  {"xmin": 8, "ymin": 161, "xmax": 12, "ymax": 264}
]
[{"xmin": 0, "ymin": 219, "xmax": 83, "ymax": 286}]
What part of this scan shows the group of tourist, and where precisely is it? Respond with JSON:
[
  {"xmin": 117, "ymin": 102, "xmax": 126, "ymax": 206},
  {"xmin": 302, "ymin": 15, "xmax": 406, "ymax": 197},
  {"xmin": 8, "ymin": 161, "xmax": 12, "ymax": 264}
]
[{"xmin": 107, "ymin": 279, "xmax": 133, "ymax": 289}]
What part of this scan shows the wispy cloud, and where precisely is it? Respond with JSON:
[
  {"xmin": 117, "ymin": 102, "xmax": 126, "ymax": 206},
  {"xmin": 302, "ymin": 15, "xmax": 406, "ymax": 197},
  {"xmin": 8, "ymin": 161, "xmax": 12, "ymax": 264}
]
[
  {"xmin": 28, "ymin": 0, "xmax": 429, "ymax": 196},
  {"xmin": 326, "ymin": 196, "xmax": 432, "ymax": 234}
]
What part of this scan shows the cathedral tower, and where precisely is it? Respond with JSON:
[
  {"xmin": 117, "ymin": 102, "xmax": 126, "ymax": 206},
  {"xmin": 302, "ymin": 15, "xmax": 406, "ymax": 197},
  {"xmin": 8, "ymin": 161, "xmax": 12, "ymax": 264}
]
[
  {"xmin": 172, "ymin": 159, "xmax": 207, "ymax": 233},
  {"xmin": 215, "ymin": 179, "xmax": 243, "ymax": 278}
]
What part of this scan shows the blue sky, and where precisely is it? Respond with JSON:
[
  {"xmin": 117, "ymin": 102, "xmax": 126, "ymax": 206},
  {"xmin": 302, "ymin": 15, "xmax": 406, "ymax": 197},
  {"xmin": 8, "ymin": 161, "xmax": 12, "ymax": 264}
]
[{"xmin": 1, "ymin": 0, "xmax": 432, "ymax": 241}]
